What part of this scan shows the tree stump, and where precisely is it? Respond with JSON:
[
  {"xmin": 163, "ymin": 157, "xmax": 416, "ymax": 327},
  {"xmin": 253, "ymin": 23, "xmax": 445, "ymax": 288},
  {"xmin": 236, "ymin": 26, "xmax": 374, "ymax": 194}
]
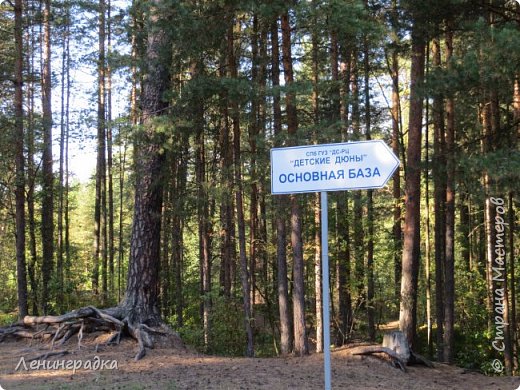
[{"xmin": 382, "ymin": 331, "xmax": 410, "ymax": 364}]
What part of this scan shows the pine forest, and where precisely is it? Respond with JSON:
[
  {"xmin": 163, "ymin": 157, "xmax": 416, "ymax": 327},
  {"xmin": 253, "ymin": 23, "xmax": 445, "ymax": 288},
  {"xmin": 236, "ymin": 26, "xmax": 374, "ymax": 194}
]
[{"xmin": 1, "ymin": 0, "xmax": 520, "ymax": 388}]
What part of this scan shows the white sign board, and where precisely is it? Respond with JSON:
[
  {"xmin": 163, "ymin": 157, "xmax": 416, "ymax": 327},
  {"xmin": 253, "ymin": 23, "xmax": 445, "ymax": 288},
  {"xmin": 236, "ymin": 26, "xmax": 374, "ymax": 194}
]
[{"xmin": 271, "ymin": 140, "xmax": 400, "ymax": 194}]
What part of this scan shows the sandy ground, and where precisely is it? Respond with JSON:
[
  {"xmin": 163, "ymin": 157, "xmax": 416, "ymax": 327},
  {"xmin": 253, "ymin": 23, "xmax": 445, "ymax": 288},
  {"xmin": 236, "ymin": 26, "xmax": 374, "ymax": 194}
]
[{"xmin": 0, "ymin": 335, "xmax": 519, "ymax": 390}]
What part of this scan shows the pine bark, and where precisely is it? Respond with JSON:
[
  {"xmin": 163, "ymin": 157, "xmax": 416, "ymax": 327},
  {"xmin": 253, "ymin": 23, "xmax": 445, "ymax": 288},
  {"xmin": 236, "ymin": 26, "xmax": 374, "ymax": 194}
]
[
  {"xmin": 432, "ymin": 37, "xmax": 446, "ymax": 360},
  {"xmin": 443, "ymin": 29, "xmax": 456, "ymax": 364},
  {"xmin": 363, "ymin": 33, "xmax": 375, "ymax": 341},
  {"xmin": 271, "ymin": 18, "xmax": 292, "ymax": 356},
  {"xmin": 193, "ymin": 59, "xmax": 212, "ymax": 348},
  {"xmin": 350, "ymin": 48, "xmax": 364, "ymax": 304},
  {"xmin": 26, "ymin": 14, "xmax": 38, "ymax": 314},
  {"xmin": 41, "ymin": 0, "xmax": 54, "ymax": 315},
  {"xmin": 57, "ymin": 9, "xmax": 67, "ymax": 310},
  {"xmin": 218, "ymin": 70, "xmax": 234, "ymax": 298},
  {"xmin": 120, "ymin": 0, "xmax": 170, "ymax": 326},
  {"xmin": 281, "ymin": 11, "xmax": 308, "ymax": 356},
  {"xmin": 107, "ymin": 0, "xmax": 115, "ymax": 298},
  {"xmin": 311, "ymin": 19, "xmax": 322, "ymax": 353},
  {"xmin": 389, "ymin": 0, "xmax": 402, "ymax": 305},
  {"xmin": 14, "ymin": 0, "xmax": 28, "ymax": 319},
  {"xmin": 93, "ymin": 0, "xmax": 107, "ymax": 299},
  {"xmin": 399, "ymin": 28, "xmax": 425, "ymax": 349},
  {"xmin": 337, "ymin": 42, "xmax": 352, "ymax": 345},
  {"xmin": 249, "ymin": 15, "xmax": 260, "ymax": 310},
  {"xmin": 228, "ymin": 20, "xmax": 255, "ymax": 357}
]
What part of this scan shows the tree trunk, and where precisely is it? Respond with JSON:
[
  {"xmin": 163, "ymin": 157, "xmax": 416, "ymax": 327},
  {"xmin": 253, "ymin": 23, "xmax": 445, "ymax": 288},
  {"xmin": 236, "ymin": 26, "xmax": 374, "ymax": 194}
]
[
  {"xmin": 228, "ymin": 19, "xmax": 255, "ymax": 357},
  {"xmin": 350, "ymin": 48, "xmax": 364, "ymax": 306},
  {"xmin": 107, "ymin": 0, "xmax": 115, "ymax": 299},
  {"xmin": 481, "ymin": 100, "xmax": 495, "ymax": 324},
  {"xmin": 193, "ymin": 59, "xmax": 212, "ymax": 348},
  {"xmin": 120, "ymin": 0, "xmax": 171, "ymax": 328},
  {"xmin": 337, "ymin": 42, "xmax": 352, "ymax": 346},
  {"xmin": 98, "ymin": 0, "xmax": 108, "ymax": 303},
  {"xmin": 311, "ymin": 19, "xmax": 322, "ymax": 353},
  {"xmin": 14, "ymin": 0, "xmax": 28, "ymax": 319},
  {"xmin": 172, "ymin": 134, "xmax": 188, "ymax": 328},
  {"xmin": 257, "ymin": 24, "xmax": 269, "ymax": 301},
  {"xmin": 57, "ymin": 6, "xmax": 67, "ymax": 311},
  {"xmin": 26, "ymin": 14, "xmax": 38, "ymax": 315},
  {"xmin": 432, "ymin": 37, "xmax": 446, "ymax": 360},
  {"xmin": 389, "ymin": 0, "xmax": 402, "ymax": 304},
  {"xmin": 281, "ymin": 10, "xmax": 308, "ymax": 356},
  {"xmin": 41, "ymin": 0, "xmax": 54, "ymax": 315},
  {"xmin": 117, "ymin": 136, "xmax": 127, "ymax": 302},
  {"xmin": 249, "ymin": 15, "xmax": 259, "ymax": 312},
  {"xmin": 424, "ymin": 121, "xmax": 433, "ymax": 356},
  {"xmin": 363, "ymin": 26, "xmax": 375, "ymax": 342},
  {"xmin": 93, "ymin": 0, "xmax": 106, "ymax": 298},
  {"xmin": 443, "ymin": 28, "xmax": 456, "ymax": 364},
  {"xmin": 218, "ymin": 60, "xmax": 234, "ymax": 298},
  {"xmin": 399, "ymin": 28, "xmax": 425, "ymax": 349},
  {"xmin": 271, "ymin": 18, "xmax": 292, "ymax": 356}
]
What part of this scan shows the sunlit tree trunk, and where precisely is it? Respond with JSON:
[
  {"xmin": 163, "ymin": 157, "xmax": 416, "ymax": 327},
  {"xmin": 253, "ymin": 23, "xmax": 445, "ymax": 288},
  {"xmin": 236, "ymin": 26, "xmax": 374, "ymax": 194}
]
[
  {"xmin": 107, "ymin": 0, "xmax": 115, "ymax": 298},
  {"xmin": 117, "ymin": 137, "xmax": 127, "ymax": 302},
  {"xmin": 432, "ymin": 37, "xmax": 446, "ymax": 360},
  {"xmin": 26, "ymin": 7, "xmax": 38, "ymax": 315},
  {"xmin": 120, "ymin": 0, "xmax": 171, "ymax": 327},
  {"xmin": 350, "ymin": 47, "xmax": 364, "ymax": 306},
  {"xmin": 249, "ymin": 15, "xmax": 259, "ymax": 312},
  {"xmin": 363, "ymin": 30, "xmax": 375, "ymax": 342},
  {"xmin": 57, "ymin": 1, "xmax": 71, "ymax": 311},
  {"xmin": 14, "ymin": 0, "xmax": 28, "ymax": 319},
  {"xmin": 443, "ymin": 28, "xmax": 456, "ymax": 364},
  {"xmin": 399, "ymin": 27, "xmax": 425, "ymax": 349},
  {"xmin": 41, "ymin": 0, "xmax": 54, "ymax": 315},
  {"xmin": 172, "ymin": 134, "xmax": 188, "ymax": 328},
  {"xmin": 94, "ymin": 0, "xmax": 107, "ymax": 300},
  {"xmin": 389, "ymin": 0, "xmax": 402, "ymax": 306}
]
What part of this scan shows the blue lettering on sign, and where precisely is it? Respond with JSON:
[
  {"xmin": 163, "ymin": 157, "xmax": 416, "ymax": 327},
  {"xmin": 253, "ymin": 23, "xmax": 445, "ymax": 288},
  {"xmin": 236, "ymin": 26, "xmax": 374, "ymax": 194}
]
[
  {"xmin": 334, "ymin": 154, "xmax": 367, "ymax": 164},
  {"xmin": 279, "ymin": 168, "xmax": 381, "ymax": 184},
  {"xmin": 292, "ymin": 157, "xmax": 331, "ymax": 168}
]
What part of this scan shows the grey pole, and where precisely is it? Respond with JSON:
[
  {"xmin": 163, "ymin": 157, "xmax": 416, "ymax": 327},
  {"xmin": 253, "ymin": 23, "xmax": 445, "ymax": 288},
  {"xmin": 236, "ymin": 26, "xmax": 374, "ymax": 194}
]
[{"xmin": 321, "ymin": 191, "xmax": 331, "ymax": 390}]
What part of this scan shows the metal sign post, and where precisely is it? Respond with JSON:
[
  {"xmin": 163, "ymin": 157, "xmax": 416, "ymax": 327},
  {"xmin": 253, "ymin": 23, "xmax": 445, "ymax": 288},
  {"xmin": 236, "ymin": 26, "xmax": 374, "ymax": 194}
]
[
  {"xmin": 321, "ymin": 191, "xmax": 331, "ymax": 390},
  {"xmin": 271, "ymin": 140, "xmax": 399, "ymax": 390}
]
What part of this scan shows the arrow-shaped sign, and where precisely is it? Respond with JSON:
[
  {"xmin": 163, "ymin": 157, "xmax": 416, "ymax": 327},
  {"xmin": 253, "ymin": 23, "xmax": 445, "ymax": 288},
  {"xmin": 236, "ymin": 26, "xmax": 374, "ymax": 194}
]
[{"xmin": 271, "ymin": 140, "xmax": 400, "ymax": 195}]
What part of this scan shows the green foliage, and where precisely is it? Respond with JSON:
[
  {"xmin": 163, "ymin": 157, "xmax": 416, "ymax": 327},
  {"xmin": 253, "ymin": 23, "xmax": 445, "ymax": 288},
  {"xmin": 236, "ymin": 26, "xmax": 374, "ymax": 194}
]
[
  {"xmin": 0, "ymin": 311, "xmax": 17, "ymax": 326},
  {"xmin": 455, "ymin": 329, "xmax": 496, "ymax": 372},
  {"xmin": 178, "ymin": 296, "xmax": 247, "ymax": 356}
]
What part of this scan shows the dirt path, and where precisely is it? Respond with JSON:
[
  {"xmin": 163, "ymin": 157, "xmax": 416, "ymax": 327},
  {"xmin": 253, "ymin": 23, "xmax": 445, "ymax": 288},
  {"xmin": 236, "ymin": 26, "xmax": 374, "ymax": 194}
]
[{"xmin": 0, "ymin": 337, "xmax": 518, "ymax": 390}]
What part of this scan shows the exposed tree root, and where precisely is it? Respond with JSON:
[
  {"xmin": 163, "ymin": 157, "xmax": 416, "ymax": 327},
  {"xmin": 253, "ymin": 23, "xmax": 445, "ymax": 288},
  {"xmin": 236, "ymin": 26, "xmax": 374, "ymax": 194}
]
[
  {"xmin": 351, "ymin": 345, "xmax": 408, "ymax": 372},
  {"xmin": 350, "ymin": 331, "xmax": 434, "ymax": 372},
  {"xmin": 0, "ymin": 305, "xmax": 184, "ymax": 361}
]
